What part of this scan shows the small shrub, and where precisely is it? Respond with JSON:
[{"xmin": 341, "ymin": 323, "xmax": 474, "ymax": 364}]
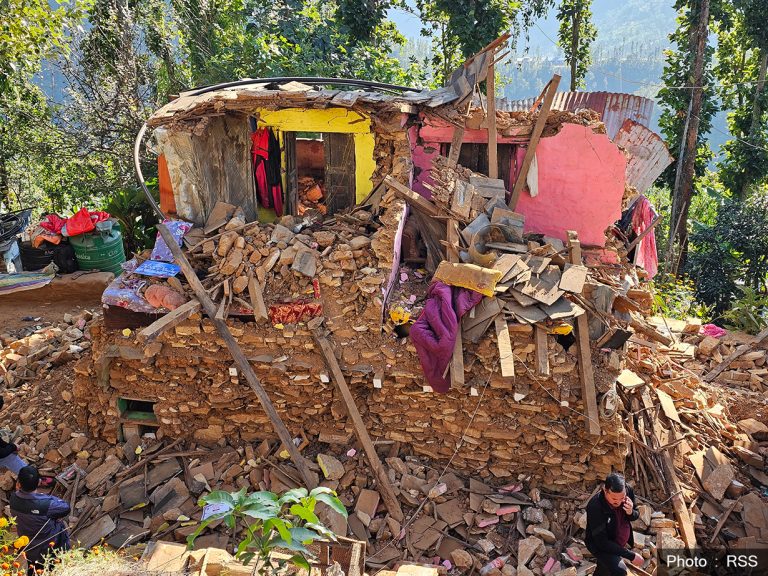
[
  {"xmin": 722, "ymin": 286, "xmax": 768, "ymax": 335},
  {"xmin": 187, "ymin": 486, "xmax": 347, "ymax": 571},
  {"xmin": 651, "ymin": 275, "xmax": 712, "ymax": 320}
]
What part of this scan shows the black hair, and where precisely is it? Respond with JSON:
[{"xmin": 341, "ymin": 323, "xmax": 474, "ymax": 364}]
[
  {"xmin": 604, "ymin": 472, "xmax": 626, "ymax": 493},
  {"xmin": 18, "ymin": 465, "xmax": 40, "ymax": 492}
]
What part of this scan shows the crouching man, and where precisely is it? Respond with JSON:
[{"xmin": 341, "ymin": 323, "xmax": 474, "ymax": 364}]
[
  {"xmin": 10, "ymin": 466, "xmax": 71, "ymax": 575},
  {"xmin": 585, "ymin": 473, "xmax": 645, "ymax": 576}
]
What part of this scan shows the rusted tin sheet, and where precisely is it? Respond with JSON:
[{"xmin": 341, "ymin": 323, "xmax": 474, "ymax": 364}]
[{"xmin": 614, "ymin": 119, "xmax": 674, "ymax": 193}]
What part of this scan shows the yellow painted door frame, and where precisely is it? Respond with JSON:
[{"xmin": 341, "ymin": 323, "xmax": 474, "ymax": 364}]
[{"xmin": 256, "ymin": 107, "xmax": 375, "ymax": 204}]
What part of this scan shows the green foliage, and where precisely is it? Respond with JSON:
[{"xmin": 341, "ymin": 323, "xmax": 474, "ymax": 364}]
[
  {"xmin": 0, "ymin": 0, "xmax": 84, "ymax": 94},
  {"xmin": 687, "ymin": 193, "xmax": 768, "ymax": 314},
  {"xmin": 651, "ymin": 274, "xmax": 712, "ymax": 320},
  {"xmin": 102, "ymin": 183, "xmax": 159, "ymax": 256},
  {"xmin": 657, "ymin": 0, "xmax": 719, "ymax": 190},
  {"xmin": 714, "ymin": 1, "xmax": 768, "ymax": 199},
  {"xmin": 187, "ymin": 486, "xmax": 347, "ymax": 570},
  {"xmin": 722, "ymin": 286, "xmax": 768, "ymax": 334},
  {"xmin": 557, "ymin": 0, "xmax": 597, "ymax": 90},
  {"xmin": 413, "ymin": 0, "xmax": 553, "ymax": 86}
]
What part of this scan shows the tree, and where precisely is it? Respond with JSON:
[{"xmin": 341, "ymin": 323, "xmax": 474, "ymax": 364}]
[
  {"xmin": 715, "ymin": 0, "xmax": 768, "ymax": 199},
  {"xmin": 412, "ymin": 0, "xmax": 554, "ymax": 86},
  {"xmin": 657, "ymin": 0, "xmax": 719, "ymax": 274},
  {"xmin": 557, "ymin": 0, "xmax": 597, "ymax": 91},
  {"xmin": 0, "ymin": 0, "xmax": 84, "ymax": 207}
]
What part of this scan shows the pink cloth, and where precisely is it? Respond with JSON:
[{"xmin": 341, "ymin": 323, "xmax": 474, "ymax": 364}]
[
  {"xmin": 410, "ymin": 282, "xmax": 483, "ymax": 393},
  {"xmin": 631, "ymin": 196, "xmax": 658, "ymax": 279},
  {"xmin": 700, "ymin": 324, "xmax": 727, "ymax": 338}
]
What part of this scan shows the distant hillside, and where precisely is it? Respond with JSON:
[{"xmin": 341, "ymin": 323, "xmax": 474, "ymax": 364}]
[{"xmin": 392, "ymin": 0, "xmax": 730, "ymax": 160}]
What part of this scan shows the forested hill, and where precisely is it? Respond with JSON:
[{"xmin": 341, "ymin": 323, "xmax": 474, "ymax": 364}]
[{"xmin": 393, "ymin": 0, "xmax": 729, "ymax": 153}]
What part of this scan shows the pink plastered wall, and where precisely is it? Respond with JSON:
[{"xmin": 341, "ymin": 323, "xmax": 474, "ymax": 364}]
[
  {"xmin": 410, "ymin": 116, "xmax": 626, "ymax": 247},
  {"xmin": 514, "ymin": 123, "xmax": 626, "ymax": 247}
]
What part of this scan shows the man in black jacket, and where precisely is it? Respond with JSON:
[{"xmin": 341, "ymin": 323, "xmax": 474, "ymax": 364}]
[
  {"xmin": 585, "ymin": 473, "xmax": 645, "ymax": 576},
  {"xmin": 0, "ymin": 396, "xmax": 27, "ymax": 475}
]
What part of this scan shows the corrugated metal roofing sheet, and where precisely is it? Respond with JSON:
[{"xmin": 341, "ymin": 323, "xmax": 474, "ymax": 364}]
[
  {"xmin": 496, "ymin": 91, "xmax": 655, "ymax": 139},
  {"xmin": 614, "ymin": 119, "xmax": 674, "ymax": 194}
]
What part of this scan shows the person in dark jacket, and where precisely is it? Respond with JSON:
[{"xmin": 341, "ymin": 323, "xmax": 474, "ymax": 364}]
[
  {"xmin": 585, "ymin": 473, "xmax": 644, "ymax": 576},
  {"xmin": 0, "ymin": 395, "xmax": 27, "ymax": 475},
  {"xmin": 10, "ymin": 466, "xmax": 71, "ymax": 575}
]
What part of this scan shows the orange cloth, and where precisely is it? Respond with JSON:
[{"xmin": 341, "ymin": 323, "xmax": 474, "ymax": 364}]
[{"xmin": 158, "ymin": 154, "xmax": 177, "ymax": 215}]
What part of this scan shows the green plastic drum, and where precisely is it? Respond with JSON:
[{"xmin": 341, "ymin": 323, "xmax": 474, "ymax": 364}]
[{"xmin": 70, "ymin": 229, "xmax": 126, "ymax": 276}]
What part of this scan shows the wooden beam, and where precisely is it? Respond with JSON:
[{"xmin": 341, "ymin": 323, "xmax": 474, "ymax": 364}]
[
  {"xmin": 509, "ymin": 74, "xmax": 561, "ymax": 210},
  {"xmin": 703, "ymin": 326, "xmax": 768, "ymax": 382},
  {"xmin": 567, "ymin": 231, "xmax": 601, "ymax": 436},
  {"xmin": 447, "ymin": 220, "xmax": 465, "ymax": 388},
  {"xmin": 495, "ymin": 316, "xmax": 515, "ymax": 377},
  {"xmin": 155, "ymin": 224, "xmax": 317, "ymax": 490},
  {"xmin": 137, "ymin": 299, "xmax": 201, "ymax": 344},
  {"xmin": 447, "ymin": 126, "xmax": 466, "ymax": 168},
  {"xmin": 639, "ymin": 390, "xmax": 697, "ymax": 550},
  {"xmin": 313, "ymin": 332, "xmax": 404, "ymax": 522},
  {"xmin": 709, "ymin": 499, "xmax": 738, "ymax": 545},
  {"xmin": 384, "ymin": 176, "xmax": 439, "ymax": 218},
  {"xmin": 487, "ymin": 60, "xmax": 498, "ymax": 180},
  {"xmin": 247, "ymin": 275, "xmax": 269, "ymax": 323},
  {"xmin": 534, "ymin": 325, "xmax": 550, "ymax": 377}
]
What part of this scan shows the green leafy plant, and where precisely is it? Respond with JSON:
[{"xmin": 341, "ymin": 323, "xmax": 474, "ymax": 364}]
[
  {"xmin": 102, "ymin": 182, "xmax": 160, "ymax": 257},
  {"xmin": 722, "ymin": 286, "xmax": 768, "ymax": 334},
  {"xmin": 651, "ymin": 274, "xmax": 713, "ymax": 320},
  {"xmin": 187, "ymin": 486, "xmax": 347, "ymax": 571}
]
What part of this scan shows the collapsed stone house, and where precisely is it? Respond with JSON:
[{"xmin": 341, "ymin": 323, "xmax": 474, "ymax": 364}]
[{"xmin": 73, "ymin": 53, "xmax": 674, "ymax": 493}]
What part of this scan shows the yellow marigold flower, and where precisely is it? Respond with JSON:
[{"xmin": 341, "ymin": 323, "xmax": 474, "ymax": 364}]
[
  {"xmin": 12, "ymin": 536, "xmax": 28, "ymax": 549},
  {"xmin": 0, "ymin": 518, "xmax": 8, "ymax": 528}
]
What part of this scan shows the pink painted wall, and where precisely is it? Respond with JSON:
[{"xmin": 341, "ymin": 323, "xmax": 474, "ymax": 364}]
[
  {"xmin": 410, "ymin": 115, "xmax": 627, "ymax": 247},
  {"xmin": 514, "ymin": 123, "xmax": 626, "ymax": 247}
]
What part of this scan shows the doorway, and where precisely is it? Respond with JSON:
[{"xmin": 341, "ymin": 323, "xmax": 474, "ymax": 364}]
[{"xmin": 284, "ymin": 132, "xmax": 357, "ymax": 217}]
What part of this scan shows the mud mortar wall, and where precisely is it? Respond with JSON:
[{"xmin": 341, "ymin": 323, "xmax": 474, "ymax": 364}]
[{"xmin": 74, "ymin": 316, "xmax": 628, "ymax": 489}]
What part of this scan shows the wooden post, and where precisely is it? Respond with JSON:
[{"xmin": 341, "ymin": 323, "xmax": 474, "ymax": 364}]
[
  {"xmin": 487, "ymin": 60, "xmax": 498, "ymax": 179},
  {"xmin": 509, "ymin": 75, "xmax": 561, "ymax": 210},
  {"xmin": 567, "ymin": 231, "xmax": 601, "ymax": 436},
  {"xmin": 155, "ymin": 224, "xmax": 317, "ymax": 489},
  {"xmin": 447, "ymin": 125, "xmax": 466, "ymax": 168},
  {"xmin": 313, "ymin": 332, "xmax": 404, "ymax": 522},
  {"xmin": 447, "ymin": 219, "xmax": 465, "ymax": 388}
]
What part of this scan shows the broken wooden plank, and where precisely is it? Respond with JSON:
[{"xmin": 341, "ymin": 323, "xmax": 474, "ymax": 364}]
[
  {"xmin": 709, "ymin": 499, "xmax": 739, "ymax": 545},
  {"xmin": 494, "ymin": 316, "xmax": 515, "ymax": 377},
  {"xmin": 137, "ymin": 299, "xmax": 201, "ymax": 344},
  {"xmin": 568, "ymin": 231, "xmax": 600, "ymax": 436},
  {"xmin": 447, "ymin": 219, "xmax": 465, "ymax": 388},
  {"xmin": 447, "ymin": 125, "xmax": 466, "ymax": 168},
  {"xmin": 384, "ymin": 176, "xmax": 440, "ymax": 218},
  {"xmin": 509, "ymin": 74, "xmax": 561, "ymax": 209},
  {"xmin": 534, "ymin": 325, "xmax": 550, "ymax": 376},
  {"xmin": 487, "ymin": 60, "xmax": 498, "ymax": 179},
  {"xmin": 703, "ymin": 326, "xmax": 768, "ymax": 382},
  {"xmin": 313, "ymin": 332, "xmax": 404, "ymax": 523},
  {"xmin": 638, "ymin": 391, "xmax": 696, "ymax": 551},
  {"xmin": 156, "ymin": 224, "xmax": 317, "ymax": 489},
  {"xmin": 247, "ymin": 275, "xmax": 269, "ymax": 322}
]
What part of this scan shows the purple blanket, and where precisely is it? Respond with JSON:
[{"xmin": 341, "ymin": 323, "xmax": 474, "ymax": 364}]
[{"xmin": 410, "ymin": 281, "xmax": 483, "ymax": 393}]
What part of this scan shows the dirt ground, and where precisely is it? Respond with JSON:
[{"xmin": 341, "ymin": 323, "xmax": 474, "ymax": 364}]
[{"xmin": 0, "ymin": 272, "xmax": 111, "ymax": 333}]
